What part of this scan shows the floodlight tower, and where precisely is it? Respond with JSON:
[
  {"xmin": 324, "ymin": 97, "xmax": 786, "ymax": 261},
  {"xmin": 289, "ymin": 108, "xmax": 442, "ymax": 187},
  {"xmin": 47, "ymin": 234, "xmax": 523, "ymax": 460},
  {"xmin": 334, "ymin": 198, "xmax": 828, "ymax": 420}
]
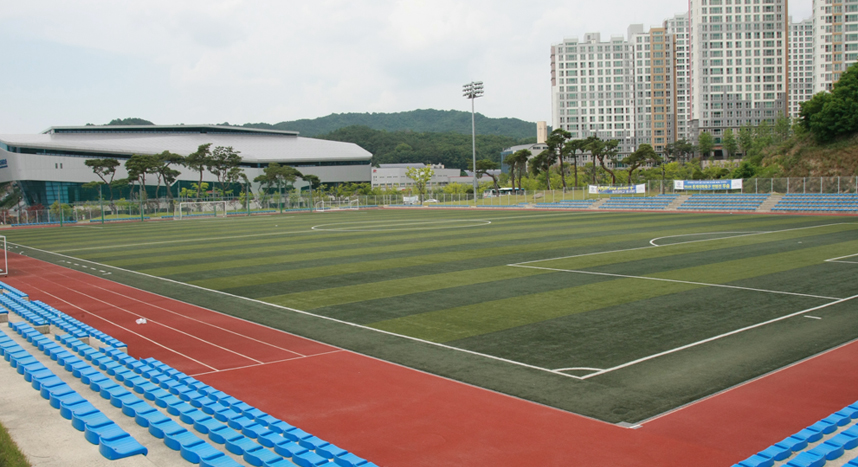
[{"xmin": 463, "ymin": 81, "xmax": 484, "ymax": 198}]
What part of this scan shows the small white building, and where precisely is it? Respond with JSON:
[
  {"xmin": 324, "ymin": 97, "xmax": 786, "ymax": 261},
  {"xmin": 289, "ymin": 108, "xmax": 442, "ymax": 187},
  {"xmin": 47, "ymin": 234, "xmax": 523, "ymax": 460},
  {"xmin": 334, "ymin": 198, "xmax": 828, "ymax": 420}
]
[{"xmin": 371, "ymin": 163, "xmax": 491, "ymax": 190}]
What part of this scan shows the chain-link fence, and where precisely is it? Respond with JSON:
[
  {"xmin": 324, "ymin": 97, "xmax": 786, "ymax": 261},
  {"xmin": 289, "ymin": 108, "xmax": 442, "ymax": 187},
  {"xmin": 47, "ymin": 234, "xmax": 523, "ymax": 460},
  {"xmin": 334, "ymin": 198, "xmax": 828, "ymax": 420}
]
[{"xmin": 3, "ymin": 177, "xmax": 857, "ymax": 225}]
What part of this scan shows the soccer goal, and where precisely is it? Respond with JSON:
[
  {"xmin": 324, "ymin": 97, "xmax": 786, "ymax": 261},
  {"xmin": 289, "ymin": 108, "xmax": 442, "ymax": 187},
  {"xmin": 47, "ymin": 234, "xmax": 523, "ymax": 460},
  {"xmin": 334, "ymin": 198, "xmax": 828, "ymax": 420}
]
[
  {"xmin": 0, "ymin": 236, "xmax": 7, "ymax": 276},
  {"xmin": 174, "ymin": 201, "xmax": 229, "ymax": 220},
  {"xmin": 314, "ymin": 199, "xmax": 359, "ymax": 212}
]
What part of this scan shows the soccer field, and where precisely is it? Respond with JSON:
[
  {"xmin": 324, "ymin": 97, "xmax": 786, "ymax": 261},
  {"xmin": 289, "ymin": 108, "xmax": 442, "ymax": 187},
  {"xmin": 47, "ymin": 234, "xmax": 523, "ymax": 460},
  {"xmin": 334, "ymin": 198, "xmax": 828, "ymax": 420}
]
[{"xmin": 6, "ymin": 209, "xmax": 858, "ymax": 423}]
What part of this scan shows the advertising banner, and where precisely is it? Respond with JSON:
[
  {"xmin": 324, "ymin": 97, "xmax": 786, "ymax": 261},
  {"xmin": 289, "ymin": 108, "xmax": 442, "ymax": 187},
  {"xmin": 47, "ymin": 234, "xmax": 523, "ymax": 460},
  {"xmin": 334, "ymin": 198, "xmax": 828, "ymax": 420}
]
[
  {"xmin": 588, "ymin": 184, "xmax": 646, "ymax": 195},
  {"xmin": 673, "ymin": 179, "xmax": 743, "ymax": 191}
]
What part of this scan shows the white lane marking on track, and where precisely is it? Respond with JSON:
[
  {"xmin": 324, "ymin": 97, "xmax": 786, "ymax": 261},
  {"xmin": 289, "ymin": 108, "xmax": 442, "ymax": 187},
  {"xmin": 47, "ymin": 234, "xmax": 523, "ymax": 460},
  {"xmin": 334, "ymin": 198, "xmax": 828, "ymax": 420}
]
[
  {"xmin": 48, "ymin": 268, "xmax": 308, "ymax": 358},
  {"xmin": 35, "ymin": 278, "xmax": 266, "ymax": 365},
  {"xmin": 23, "ymin": 284, "xmax": 220, "ymax": 372}
]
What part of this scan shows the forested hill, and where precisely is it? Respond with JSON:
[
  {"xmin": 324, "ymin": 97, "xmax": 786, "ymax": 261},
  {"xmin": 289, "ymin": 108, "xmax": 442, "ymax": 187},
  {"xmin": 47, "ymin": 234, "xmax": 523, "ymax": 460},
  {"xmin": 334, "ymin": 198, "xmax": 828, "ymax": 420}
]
[
  {"xmin": 232, "ymin": 109, "xmax": 538, "ymax": 139},
  {"xmin": 317, "ymin": 125, "xmax": 529, "ymax": 170}
]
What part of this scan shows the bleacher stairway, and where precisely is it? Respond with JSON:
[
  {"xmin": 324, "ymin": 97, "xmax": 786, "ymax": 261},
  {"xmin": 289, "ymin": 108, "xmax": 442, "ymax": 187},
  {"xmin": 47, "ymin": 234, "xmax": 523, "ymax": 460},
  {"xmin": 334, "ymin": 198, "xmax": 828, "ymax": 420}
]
[
  {"xmin": 665, "ymin": 195, "xmax": 690, "ymax": 211},
  {"xmin": 756, "ymin": 193, "xmax": 782, "ymax": 213},
  {"xmin": 588, "ymin": 198, "xmax": 609, "ymax": 209}
]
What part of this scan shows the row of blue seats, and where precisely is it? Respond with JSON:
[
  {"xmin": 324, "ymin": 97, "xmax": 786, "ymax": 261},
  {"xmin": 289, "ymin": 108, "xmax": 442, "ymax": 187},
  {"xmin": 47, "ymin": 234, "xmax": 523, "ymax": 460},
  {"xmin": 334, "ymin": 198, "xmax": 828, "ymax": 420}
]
[
  {"xmin": 0, "ymin": 294, "xmax": 48, "ymax": 327},
  {"xmin": 35, "ymin": 327, "xmax": 248, "ymax": 467},
  {"xmin": 0, "ymin": 282, "xmax": 125, "ymax": 349},
  {"xmin": 678, "ymin": 206, "xmax": 760, "ymax": 211},
  {"xmin": 733, "ymin": 400, "xmax": 858, "ymax": 467},
  {"xmin": 5, "ymin": 277, "xmax": 378, "ymax": 467},
  {"xmin": 781, "ymin": 194, "xmax": 858, "ymax": 198},
  {"xmin": 772, "ymin": 207, "xmax": 858, "ymax": 212},
  {"xmin": 94, "ymin": 345, "xmax": 375, "ymax": 467},
  {"xmin": 2, "ymin": 324, "xmax": 147, "ymax": 460},
  {"xmin": 686, "ymin": 194, "xmax": 769, "ymax": 197},
  {"xmin": 776, "ymin": 201, "xmax": 858, "ymax": 206}
]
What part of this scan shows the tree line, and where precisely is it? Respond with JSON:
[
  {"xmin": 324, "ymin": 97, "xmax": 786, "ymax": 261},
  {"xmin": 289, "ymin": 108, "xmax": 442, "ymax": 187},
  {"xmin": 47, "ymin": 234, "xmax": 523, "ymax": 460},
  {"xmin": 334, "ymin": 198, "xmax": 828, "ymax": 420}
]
[{"xmin": 84, "ymin": 144, "xmax": 321, "ymax": 214}]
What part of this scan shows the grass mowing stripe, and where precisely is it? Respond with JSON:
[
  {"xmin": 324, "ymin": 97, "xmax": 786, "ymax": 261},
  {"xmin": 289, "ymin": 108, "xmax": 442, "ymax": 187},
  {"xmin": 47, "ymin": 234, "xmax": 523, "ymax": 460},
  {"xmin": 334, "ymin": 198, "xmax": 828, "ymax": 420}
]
[
  {"xmin": 369, "ymin": 277, "xmax": 703, "ymax": 342},
  {"xmin": 369, "ymin": 234, "xmax": 855, "ymax": 343},
  {"xmin": 534, "ymin": 222, "xmax": 857, "ymax": 271},
  {"xmin": 84, "ymin": 211, "xmax": 713, "ymax": 264},
  {"xmin": 182, "ymin": 221, "xmax": 855, "ymax": 290},
  {"xmin": 653, "ymin": 238, "xmax": 858, "ymax": 286},
  {"xmin": 262, "ymin": 265, "xmax": 553, "ymax": 309},
  {"xmin": 448, "ymin": 287, "xmax": 824, "ymax": 369}
]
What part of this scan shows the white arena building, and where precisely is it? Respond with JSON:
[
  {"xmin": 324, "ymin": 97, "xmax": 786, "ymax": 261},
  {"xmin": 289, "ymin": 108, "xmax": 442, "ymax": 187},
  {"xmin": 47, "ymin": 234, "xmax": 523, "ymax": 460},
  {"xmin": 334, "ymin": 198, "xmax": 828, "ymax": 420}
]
[{"xmin": 0, "ymin": 125, "xmax": 372, "ymax": 206}]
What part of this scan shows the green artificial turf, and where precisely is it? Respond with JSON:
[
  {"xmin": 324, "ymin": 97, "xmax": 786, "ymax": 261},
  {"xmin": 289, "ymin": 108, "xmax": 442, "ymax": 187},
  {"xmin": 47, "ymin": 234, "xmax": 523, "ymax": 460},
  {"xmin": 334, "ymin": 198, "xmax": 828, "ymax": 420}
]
[{"xmin": 6, "ymin": 210, "xmax": 858, "ymax": 423}]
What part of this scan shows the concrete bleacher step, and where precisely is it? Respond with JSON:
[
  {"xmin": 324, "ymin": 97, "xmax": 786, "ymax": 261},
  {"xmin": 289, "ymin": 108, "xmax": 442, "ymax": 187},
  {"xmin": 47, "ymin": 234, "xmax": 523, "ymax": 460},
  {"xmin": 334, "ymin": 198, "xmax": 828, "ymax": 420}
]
[
  {"xmin": 756, "ymin": 193, "xmax": 783, "ymax": 213},
  {"xmin": 0, "ymin": 320, "xmax": 160, "ymax": 467},
  {"xmin": 666, "ymin": 195, "xmax": 690, "ymax": 211},
  {"xmin": 588, "ymin": 198, "xmax": 609, "ymax": 209}
]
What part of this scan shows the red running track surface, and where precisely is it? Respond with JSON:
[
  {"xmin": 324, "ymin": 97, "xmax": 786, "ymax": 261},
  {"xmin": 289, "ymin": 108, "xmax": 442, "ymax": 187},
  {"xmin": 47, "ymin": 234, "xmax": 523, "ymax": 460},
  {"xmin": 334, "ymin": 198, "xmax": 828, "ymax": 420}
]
[{"xmin": 7, "ymin": 252, "xmax": 858, "ymax": 466}]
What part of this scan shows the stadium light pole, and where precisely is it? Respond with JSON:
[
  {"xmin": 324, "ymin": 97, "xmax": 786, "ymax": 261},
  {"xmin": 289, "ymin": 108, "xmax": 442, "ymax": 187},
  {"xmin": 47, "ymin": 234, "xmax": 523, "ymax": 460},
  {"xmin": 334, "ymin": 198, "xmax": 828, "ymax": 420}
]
[{"xmin": 463, "ymin": 81, "xmax": 484, "ymax": 200}]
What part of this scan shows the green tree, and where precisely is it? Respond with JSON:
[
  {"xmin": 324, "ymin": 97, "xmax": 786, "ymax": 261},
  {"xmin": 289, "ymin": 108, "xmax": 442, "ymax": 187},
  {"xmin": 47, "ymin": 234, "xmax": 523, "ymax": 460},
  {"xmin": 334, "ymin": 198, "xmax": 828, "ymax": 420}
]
[
  {"xmin": 503, "ymin": 153, "xmax": 520, "ymax": 190},
  {"xmin": 470, "ymin": 159, "xmax": 501, "ymax": 193},
  {"xmin": 738, "ymin": 124, "xmax": 754, "ymax": 157},
  {"xmin": 564, "ymin": 139, "xmax": 587, "ymax": 187},
  {"xmin": 722, "ymin": 129, "xmax": 738, "ymax": 159},
  {"xmin": 624, "ymin": 144, "xmax": 656, "ymax": 183},
  {"xmin": 545, "ymin": 129, "xmax": 571, "ymax": 191},
  {"xmin": 511, "ymin": 149, "xmax": 531, "ymax": 190},
  {"xmin": 207, "ymin": 146, "xmax": 243, "ymax": 196},
  {"xmin": 801, "ymin": 62, "xmax": 858, "ymax": 142},
  {"xmin": 152, "ymin": 151, "xmax": 184, "ymax": 201},
  {"xmin": 124, "ymin": 154, "xmax": 159, "ymax": 200},
  {"xmin": 774, "ymin": 113, "xmax": 792, "ymax": 143},
  {"xmin": 697, "ymin": 132, "xmax": 714, "ymax": 159},
  {"xmin": 254, "ymin": 163, "xmax": 303, "ymax": 202},
  {"xmin": 84, "ymin": 158, "xmax": 121, "ymax": 212},
  {"xmin": 50, "ymin": 200, "xmax": 73, "ymax": 220},
  {"xmin": 529, "ymin": 150, "xmax": 553, "ymax": 189},
  {"xmin": 405, "ymin": 166, "xmax": 434, "ymax": 203},
  {"xmin": 184, "ymin": 143, "xmax": 213, "ymax": 200},
  {"xmin": 585, "ymin": 137, "xmax": 620, "ymax": 184}
]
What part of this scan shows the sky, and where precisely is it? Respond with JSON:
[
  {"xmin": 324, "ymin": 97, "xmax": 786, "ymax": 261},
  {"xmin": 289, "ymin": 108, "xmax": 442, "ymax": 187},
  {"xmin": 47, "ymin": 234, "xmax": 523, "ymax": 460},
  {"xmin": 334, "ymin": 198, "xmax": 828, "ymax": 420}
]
[{"xmin": 0, "ymin": 0, "xmax": 813, "ymax": 134}]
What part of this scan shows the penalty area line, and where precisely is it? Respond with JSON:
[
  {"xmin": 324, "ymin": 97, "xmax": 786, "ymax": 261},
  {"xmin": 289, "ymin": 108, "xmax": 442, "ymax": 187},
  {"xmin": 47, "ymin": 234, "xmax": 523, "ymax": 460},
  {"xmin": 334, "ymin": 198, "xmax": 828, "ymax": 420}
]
[
  {"xmin": 508, "ymin": 264, "xmax": 842, "ymax": 301},
  {"xmin": 580, "ymin": 293, "xmax": 858, "ymax": 380},
  {"xmin": 11, "ymin": 243, "xmax": 585, "ymax": 382}
]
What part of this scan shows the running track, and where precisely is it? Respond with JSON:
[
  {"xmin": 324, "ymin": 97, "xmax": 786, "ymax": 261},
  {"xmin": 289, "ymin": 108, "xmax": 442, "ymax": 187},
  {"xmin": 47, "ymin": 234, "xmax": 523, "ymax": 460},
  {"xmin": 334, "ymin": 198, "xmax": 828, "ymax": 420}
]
[{"xmin": 8, "ymin": 251, "xmax": 858, "ymax": 466}]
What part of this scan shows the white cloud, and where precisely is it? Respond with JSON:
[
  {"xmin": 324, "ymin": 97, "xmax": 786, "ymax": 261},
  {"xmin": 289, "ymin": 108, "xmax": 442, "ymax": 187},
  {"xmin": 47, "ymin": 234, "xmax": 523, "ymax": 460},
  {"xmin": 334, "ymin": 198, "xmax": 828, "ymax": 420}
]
[{"xmin": 0, "ymin": 0, "xmax": 814, "ymax": 133}]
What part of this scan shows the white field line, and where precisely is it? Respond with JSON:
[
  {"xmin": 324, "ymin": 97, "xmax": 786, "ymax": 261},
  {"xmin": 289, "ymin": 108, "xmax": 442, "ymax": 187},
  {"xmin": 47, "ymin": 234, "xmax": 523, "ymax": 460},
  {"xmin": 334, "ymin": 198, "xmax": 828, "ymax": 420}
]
[
  {"xmin": 34, "ymin": 277, "xmax": 266, "ymax": 365},
  {"xmin": 12, "ymin": 220, "xmax": 858, "ymax": 383},
  {"xmin": 311, "ymin": 220, "xmax": 492, "ymax": 232},
  {"xmin": 55, "ymin": 223, "xmax": 305, "ymax": 253},
  {"xmin": 638, "ymin": 334, "xmax": 858, "ymax": 425},
  {"xmin": 25, "ymin": 284, "xmax": 219, "ymax": 372},
  {"xmin": 508, "ymin": 264, "xmax": 842, "ymax": 301},
  {"xmin": 825, "ymin": 252, "xmax": 858, "ymax": 264},
  {"xmin": 10, "ymin": 243, "xmax": 586, "ymax": 380},
  {"xmin": 513, "ymin": 222, "xmax": 856, "ymax": 267},
  {"xmin": 56, "ymin": 211, "xmax": 587, "ymax": 252},
  {"xmin": 580, "ymin": 294, "xmax": 858, "ymax": 379},
  {"xmin": 649, "ymin": 231, "xmax": 766, "ymax": 246}
]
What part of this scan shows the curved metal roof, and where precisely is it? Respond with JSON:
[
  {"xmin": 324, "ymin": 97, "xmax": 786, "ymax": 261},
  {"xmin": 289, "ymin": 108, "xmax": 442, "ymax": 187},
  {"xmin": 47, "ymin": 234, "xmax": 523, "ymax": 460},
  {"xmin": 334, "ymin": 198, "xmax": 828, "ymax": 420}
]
[{"xmin": 0, "ymin": 125, "xmax": 371, "ymax": 163}]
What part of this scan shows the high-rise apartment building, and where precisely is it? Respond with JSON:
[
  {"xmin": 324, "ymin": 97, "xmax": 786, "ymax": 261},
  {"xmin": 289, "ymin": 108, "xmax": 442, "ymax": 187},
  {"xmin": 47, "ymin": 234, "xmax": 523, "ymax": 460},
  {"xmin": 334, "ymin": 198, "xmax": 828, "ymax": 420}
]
[
  {"xmin": 550, "ymin": 32, "xmax": 636, "ymax": 161},
  {"xmin": 666, "ymin": 14, "xmax": 693, "ymax": 141},
  {"xmin": 812, "ymin": 0, "xmax": 858, "ymax": 93},
  {"xmin": 688, "ymin": 0, "xmax": 789, "ymax": 145},
  {"xmin": 549, "ymin": 1, "xmax": 857, "ymax": 162},
  {"xmin": 630, "ymin": 25, "xmax": 680, "ymax": 154},
  {"xmin": 789, "ymin": 18, "xmax": 815, "ymax": 117}
]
